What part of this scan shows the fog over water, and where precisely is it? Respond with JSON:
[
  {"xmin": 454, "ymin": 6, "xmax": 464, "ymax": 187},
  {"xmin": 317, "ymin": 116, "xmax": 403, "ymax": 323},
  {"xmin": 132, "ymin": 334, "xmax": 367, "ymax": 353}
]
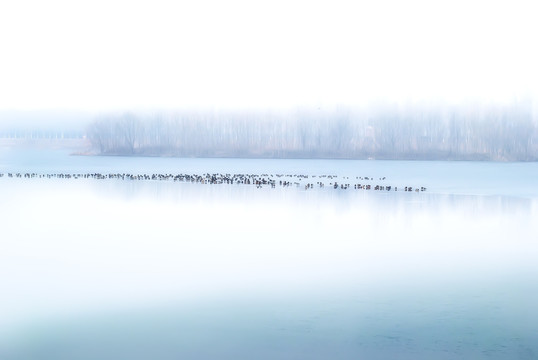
[{"xmin": 1, "ymin": 150, "xmax": 537, "ymax": 359}]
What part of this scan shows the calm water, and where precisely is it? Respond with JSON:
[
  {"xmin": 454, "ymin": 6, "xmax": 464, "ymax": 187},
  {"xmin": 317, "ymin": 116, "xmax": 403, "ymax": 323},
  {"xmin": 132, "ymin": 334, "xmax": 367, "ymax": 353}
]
[{"xmin": 1, "ymin": 149, "xmax": 537, "ymax": 359}]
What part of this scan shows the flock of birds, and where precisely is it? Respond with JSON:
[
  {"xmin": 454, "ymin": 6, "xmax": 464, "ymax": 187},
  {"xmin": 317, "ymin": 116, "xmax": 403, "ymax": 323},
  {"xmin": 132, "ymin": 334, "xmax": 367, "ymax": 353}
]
[{"xmin": 0, "ymin": 171, "xmax": 427, "ymax": 192}]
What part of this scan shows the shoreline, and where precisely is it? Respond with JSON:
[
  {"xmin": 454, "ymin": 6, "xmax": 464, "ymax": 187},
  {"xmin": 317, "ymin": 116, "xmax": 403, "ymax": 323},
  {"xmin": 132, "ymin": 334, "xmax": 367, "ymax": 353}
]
[{"xmin": 1, "ymin": 139, "xmax": 536, "ymax": 162}]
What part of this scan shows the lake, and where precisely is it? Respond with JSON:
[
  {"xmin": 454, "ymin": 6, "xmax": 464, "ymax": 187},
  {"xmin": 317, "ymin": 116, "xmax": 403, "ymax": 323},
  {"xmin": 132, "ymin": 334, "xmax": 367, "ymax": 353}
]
[{"xmin": 1, "ymin": 148, "xmax": 537, "ymax": 359}]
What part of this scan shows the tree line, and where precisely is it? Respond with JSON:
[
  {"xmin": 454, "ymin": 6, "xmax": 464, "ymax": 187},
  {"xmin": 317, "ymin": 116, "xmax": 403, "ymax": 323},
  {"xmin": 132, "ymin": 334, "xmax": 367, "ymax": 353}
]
[{"xmin": 86, "ymin": 102, "xmax": 538, "ymax": 161}]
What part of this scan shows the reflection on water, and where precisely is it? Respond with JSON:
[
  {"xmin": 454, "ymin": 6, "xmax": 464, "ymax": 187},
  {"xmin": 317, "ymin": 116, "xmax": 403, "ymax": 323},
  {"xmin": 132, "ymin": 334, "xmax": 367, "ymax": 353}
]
[{"xmin": 1, "ymin": 158, "xmax": 538, "ymax": 359}]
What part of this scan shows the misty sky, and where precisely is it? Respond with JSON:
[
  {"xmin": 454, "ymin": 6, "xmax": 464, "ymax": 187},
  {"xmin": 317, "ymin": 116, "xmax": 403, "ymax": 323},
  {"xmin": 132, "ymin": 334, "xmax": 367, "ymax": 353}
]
[{"xmin": 1, "ymin": 0, "xmax": 537, "ymax": 114}]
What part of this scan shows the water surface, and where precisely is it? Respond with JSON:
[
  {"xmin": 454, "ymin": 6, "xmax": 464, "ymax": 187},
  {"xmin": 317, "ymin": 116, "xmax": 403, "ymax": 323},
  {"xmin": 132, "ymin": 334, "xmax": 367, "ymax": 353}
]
[{"xmin": 1, "ymin": 149, "xmax": 537, "ymax": 359}]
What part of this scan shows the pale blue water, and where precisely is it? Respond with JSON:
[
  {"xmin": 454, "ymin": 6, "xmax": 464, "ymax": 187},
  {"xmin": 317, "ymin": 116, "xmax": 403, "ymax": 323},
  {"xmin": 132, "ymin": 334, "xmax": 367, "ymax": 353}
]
[
  {"xmin": 0, "ymin": 149, "xmax": 537, "ymax": 359},
  {"xmin": 1, "ymin": 147, "xmax": 537, "ymax": 197}
]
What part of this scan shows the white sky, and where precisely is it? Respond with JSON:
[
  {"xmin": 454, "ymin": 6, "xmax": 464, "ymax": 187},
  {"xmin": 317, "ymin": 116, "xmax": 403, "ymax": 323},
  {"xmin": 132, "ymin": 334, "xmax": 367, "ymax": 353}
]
[{"xmin": 0, "ymin": 0, "xmax": 537, "ymax": 112}]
